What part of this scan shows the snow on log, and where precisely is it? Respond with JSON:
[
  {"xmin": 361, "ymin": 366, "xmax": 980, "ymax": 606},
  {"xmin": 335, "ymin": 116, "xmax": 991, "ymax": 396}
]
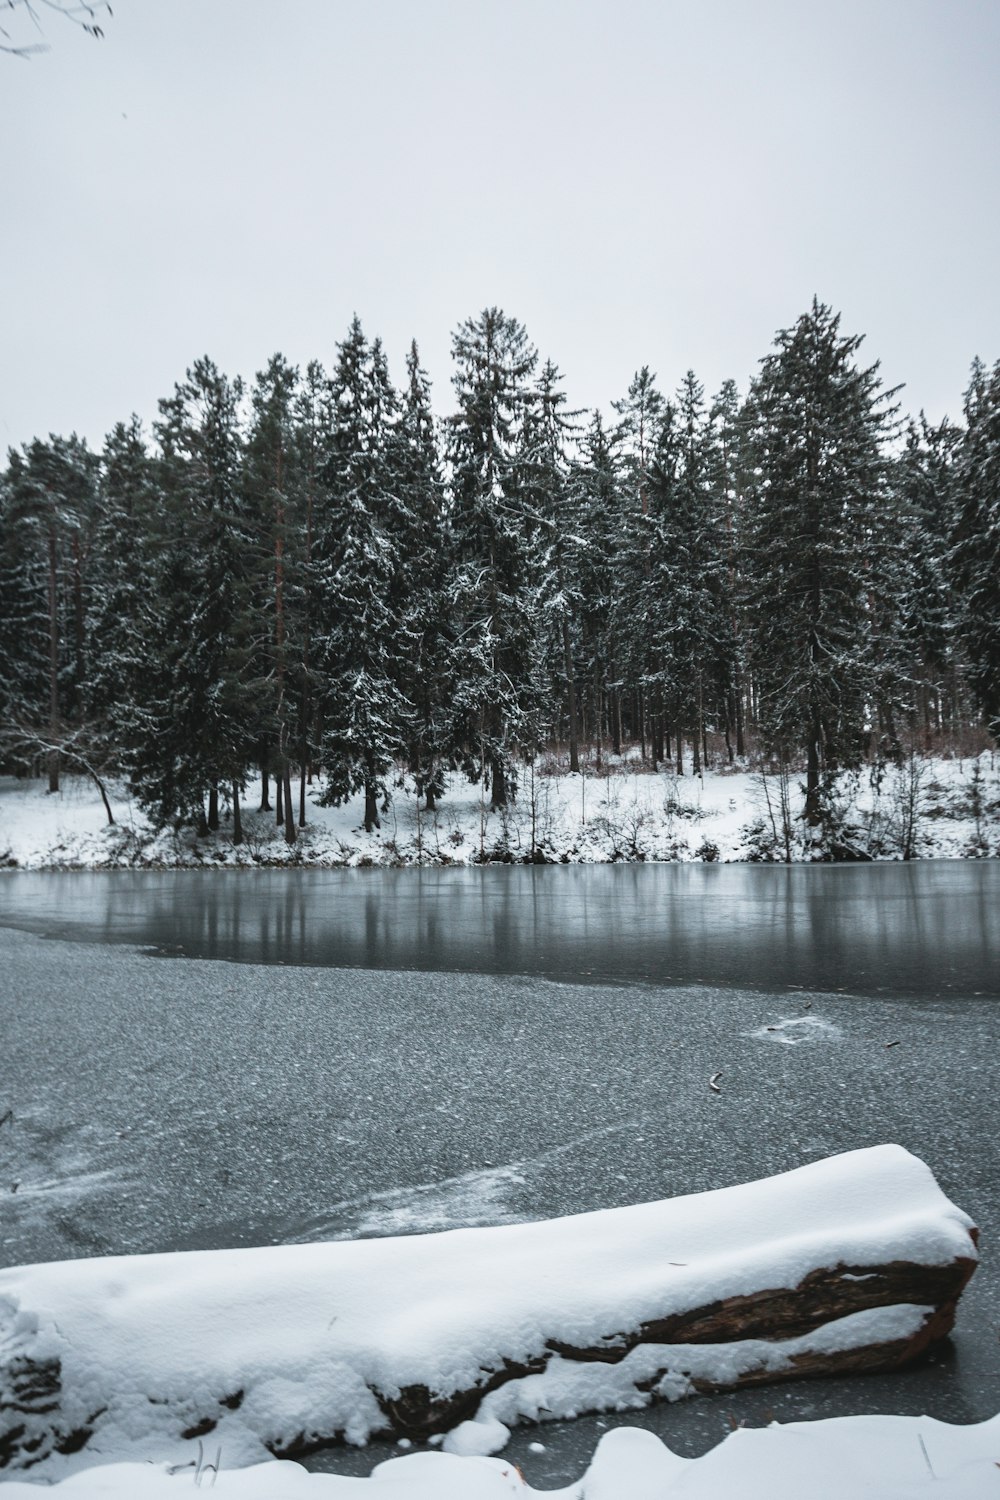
[{"xmin": 0, "ymin": 1145, "xmax": 978, "ymax": 1477}]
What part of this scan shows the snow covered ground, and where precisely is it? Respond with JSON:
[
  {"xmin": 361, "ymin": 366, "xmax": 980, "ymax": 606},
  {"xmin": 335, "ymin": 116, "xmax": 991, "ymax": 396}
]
[
  {"xmin": 0, "ymin": 751, "xmax": 996, "ymax": 869},
  {"xmin": 3, "ymin": 1414, "xmax": 1000, "ymax": 1499}
]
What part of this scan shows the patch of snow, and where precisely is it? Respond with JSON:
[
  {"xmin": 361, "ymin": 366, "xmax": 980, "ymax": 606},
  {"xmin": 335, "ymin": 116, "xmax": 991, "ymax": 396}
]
[
  {"xmin": 4, "ymin": 1412, "xmax": 1000, "ymax": 1496},
  {"xmin": 749, "ymin": 1016, "xmax": 843, "ymax": 1046},
  {"xmin": 442, "ymin": 1416, "xmax": 511, "ymax": 1457}
]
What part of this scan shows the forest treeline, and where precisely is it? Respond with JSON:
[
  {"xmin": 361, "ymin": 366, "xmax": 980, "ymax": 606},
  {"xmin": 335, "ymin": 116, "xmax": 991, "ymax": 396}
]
[{"xmin": 1, "ymin": 300, "xmax": 998, "ymax": 842}]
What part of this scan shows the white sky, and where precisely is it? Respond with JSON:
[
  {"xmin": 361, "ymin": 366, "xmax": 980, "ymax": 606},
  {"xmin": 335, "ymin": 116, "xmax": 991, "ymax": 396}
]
[{"xmin": 3, "ymin": 0, "xmax": 999, "ymax": 452}]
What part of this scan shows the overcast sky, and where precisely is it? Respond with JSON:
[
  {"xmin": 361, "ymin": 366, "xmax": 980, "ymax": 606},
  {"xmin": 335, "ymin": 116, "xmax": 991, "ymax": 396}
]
[{"xmin": 4, "ymin": 0, "xmax": 999, "ymax": 452}]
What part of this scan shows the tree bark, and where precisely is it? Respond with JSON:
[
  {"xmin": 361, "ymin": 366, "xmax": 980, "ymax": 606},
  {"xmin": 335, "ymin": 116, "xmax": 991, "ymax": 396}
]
[
  {"xmin": 232, "ymin": 782, "xmax": 243, "ymax": 845},
  {"xmin": 805, "ymin": 720, "xmax": 822, "ymax": 825},
  {"xmin": 282, "ymin": 763, "xmax": 296, "ymax": 845},
  {"xmin": 47, "ymin": 524, "xmax": 60, "ymax": 794},
  {"xmin": 562, "ymin": 618, "xmax": 579, "ymax": 774},
  {"xmin": 490, "ymin": 752, "xmax": 507, "ymax": 809}
]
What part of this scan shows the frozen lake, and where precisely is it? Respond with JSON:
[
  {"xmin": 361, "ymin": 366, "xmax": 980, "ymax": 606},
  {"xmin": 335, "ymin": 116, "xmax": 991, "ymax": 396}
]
[
  {"xmin": 1, "ymin": 862, "xmax": 998, "ymax": 995},
  {"xmin": 0, "ymin": 864, "xmax": 997, "ymax": 1484}
]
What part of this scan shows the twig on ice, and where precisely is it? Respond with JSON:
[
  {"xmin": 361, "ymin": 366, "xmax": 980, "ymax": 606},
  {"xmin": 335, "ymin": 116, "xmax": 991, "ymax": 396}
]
[{"xmin": 918, "ymin": 1433, "xmax": 935, "ymax": 1477}]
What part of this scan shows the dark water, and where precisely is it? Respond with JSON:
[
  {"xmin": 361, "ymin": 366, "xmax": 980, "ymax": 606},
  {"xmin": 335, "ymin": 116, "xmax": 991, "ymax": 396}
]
[{"xmin": 0, "ymin": 862, "xmax": 998, "ymax": 996}]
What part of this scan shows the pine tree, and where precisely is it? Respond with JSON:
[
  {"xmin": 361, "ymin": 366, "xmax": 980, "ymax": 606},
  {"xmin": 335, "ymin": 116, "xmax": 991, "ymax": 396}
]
[
  {"xmin": 741, "ymin": 300, "xmax": 899, "ymax": 824},
  {"xmin": 0, "ymin": 435, "xmax": 99, "ymax": 791},
  {"xmin": 567, "ymin": 412, "xmax": 625, "ymax": 758},
  {"xmin": 245, "ymin": 353, "xmax": 302, "ymax": 842},
  {"xmin": 613, "ymin": 367, "xmax": 667, "ymax": 760},
  {"xmin": 313, "ymin": 320, "xmax": 413, "ymax": 832},
  {"xmin": 447, "ymin": 308, "xmax": 541, "ymax": 806},
  {"xmin": 0, "ymin": 457, "xmax": 49, "ymax": 764},
  {"xmin": 645, "ymin": 371, "xmax": 729, "ymax": 774},
  {"xmin": 290, "ymin": 358, "xmax": 330, "ymax": 826},
  {"xmin": 396, "ymin": 340, "xmax": 450, "ymax": 808},
  {"xmin": 129, "ymin": 357, "xmax": 252, "ymax": 832},
  {"xmin": 521, "ymin": 359, "xmax": 583, "ymax": 769},
  {"xmin": 893, "ymin": 415, "xmax": 964, "ymax": 745},
  {"xmin": 84, "ymin": 417, "xmax": 160, "ymax": 783},
  {"xmin": 708, "ymin": 378, "xmax": 747, "ymax": 759},
  {"xmin": 952, "ymin": 358, "xmax": 1000, "ymax": 737}
]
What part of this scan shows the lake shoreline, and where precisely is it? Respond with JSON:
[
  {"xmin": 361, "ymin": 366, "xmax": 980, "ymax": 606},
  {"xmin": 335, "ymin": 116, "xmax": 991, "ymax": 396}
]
[{"xmin": 2, "ymin": 754, "xmax": 998, "ymax": 872}]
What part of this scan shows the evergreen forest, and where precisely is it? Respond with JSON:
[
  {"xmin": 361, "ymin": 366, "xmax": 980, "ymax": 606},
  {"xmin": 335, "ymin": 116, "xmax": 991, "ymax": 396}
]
[{"xmin": 2, "ymin": 299, "xmax": 998, "ymax": 844}]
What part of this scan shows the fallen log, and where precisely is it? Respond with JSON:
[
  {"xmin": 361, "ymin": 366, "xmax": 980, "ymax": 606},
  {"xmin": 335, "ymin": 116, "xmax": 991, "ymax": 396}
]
[{"xmin": 0, "ymin": 1144, "xmax": 978, "ymax": 1476}]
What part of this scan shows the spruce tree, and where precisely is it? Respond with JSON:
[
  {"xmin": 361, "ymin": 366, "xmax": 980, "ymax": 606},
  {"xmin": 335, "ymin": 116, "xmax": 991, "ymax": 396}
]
[
  {"xmin": 952, "ymin": 358, "xmax": 1000, "ymax": 737},
  {"xmin": 397, "ymin": 340, "xmax": 450, "ymax": 808},
  {"xmin": 645, "ymin": 371, "xmax": 729, "ymax": 774},
  {"xmin": 741, "ymin": 300, "xmax": 899, "ymax": 824},
  {"xmin": 566, "ymin": 412, "xmax": 625, "ymax": 758},
  {"xmin": 447, "ymin": 308, "xmax": 541, "ymax": 806},
  {"xmin": 0, "ymin": 435, "xmax": 98, "ymax": 791},
  {"xmin": 893, "ymin": 415, "xmax": 964, "ymax": 745},
  {"xmin": 313, "ymin": 320, "xmax": 413, "ymax": 832},
  {"xmin": 613, "ymin": 367, "xmax": 667, "ymax": 760},
  {"xmin": 131, "ymin": 357, "xmax": 252, "ymax": 832},
  {"xmin": 521, "ymin": 359, "xmax": 583, "ymax": 769},
  {"xmin": 84, "ymin": 417, "xmax": 160, "ymax": 783},
  {"xmin": 245, "ymin": 353, "xmax": 302, "ymax": 842}
]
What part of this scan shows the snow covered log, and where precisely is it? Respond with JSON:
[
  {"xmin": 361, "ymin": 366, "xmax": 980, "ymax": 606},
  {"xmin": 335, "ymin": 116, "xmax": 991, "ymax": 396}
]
[{"xmin": 0, "ymin": 1145, "xmax": 978, "ymax": 1476}]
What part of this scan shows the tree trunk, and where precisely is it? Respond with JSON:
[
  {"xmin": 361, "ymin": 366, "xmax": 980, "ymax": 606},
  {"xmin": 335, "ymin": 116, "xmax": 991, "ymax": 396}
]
[
  {"xmin": 259, "ymin": 749, "xmax": 271, "ymax": 812},
  {"xmin": 47, "ymin": 524, "xmax": 60, "ymax": 794},
  {"xmin": 275, "ymin": 772, "xmax": 284, "ymax": 825},
  {"xmin": 207, "ymin": 784, "xmax": 220, "ymax": 832},
  {"xmin": 364, "ymin": 781, "xmax": 380, "ymax": 832},
  {"xmin": 651, "ymin": 711, "xmax": 664, "ymax": 772},
  {"xmin": 805, "ymin": 725, "xmax": 822, "ymax": 824},
  {"xmin": 93, "ymin": 773, "xmax": 115, "ymax": 827},
  {"xmin": 490, "ymin": 752, "xmax": 507, "ymax": 809},
  {"xmin": 71, "ymin": 531, "xmax": 84, "ymax": 718},
  {"xmin": 562, "ymin": 618, "xmax": 579, "ymax": 775},
  {"xmin": 593, "ymin": 667, "xmax": 603, "ymax": 770},
  {"xmin": 282, "ymin": 763, "xmax": 296, "ymax": 845},
  {"xmin": 232, "ymin": 782, "xmax": 243, "ymax": 845}
]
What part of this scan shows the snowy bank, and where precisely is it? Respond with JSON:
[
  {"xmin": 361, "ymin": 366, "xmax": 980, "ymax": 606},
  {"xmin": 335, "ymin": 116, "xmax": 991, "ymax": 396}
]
[
  {"xmin": 3, "ymin": 1413, "xmax": 1000, "ymax": 1500},
  {"xmin": 1, "ymin": 753, "xmax": 996, "ymax": 870},
  {"xmin": 0, "ymin": 1146, "xmax": 977, "ymax": 1480}
]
